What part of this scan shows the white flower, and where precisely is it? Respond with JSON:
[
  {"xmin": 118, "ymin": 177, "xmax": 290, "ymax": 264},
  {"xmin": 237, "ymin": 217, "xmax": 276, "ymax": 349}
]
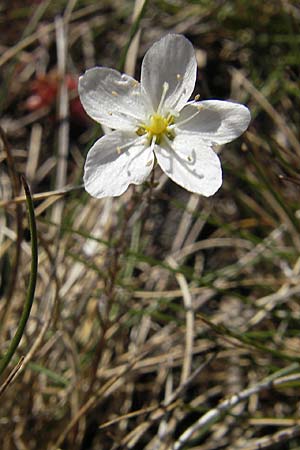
[{"xmin": 79, "ymin": 34, "xmax": 251, "ymax": 198}]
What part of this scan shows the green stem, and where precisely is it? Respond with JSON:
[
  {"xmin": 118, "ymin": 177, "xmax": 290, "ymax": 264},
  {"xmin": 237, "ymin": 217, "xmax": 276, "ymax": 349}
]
[{"xmin": 0, "ymin": 176, "xmax": 38, "ymax": 377}]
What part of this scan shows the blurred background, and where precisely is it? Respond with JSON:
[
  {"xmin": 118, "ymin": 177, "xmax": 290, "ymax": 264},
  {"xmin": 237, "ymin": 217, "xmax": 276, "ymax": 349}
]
[{"xmin": 1, "ymin": 1, "xmax": 300, "ymax": 449}]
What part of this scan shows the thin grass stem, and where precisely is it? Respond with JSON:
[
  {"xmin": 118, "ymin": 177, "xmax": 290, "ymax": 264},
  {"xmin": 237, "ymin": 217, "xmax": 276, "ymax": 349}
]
[{"xmin": 0, "ymin": 176, "xmax": 38, "ymax": 377}]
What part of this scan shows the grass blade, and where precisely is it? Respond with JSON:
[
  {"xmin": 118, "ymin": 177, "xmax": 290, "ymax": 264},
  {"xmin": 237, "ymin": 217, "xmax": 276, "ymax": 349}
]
[{"xmin": 0, "ymin": 176, "xmax": 38, "ymax": 377}]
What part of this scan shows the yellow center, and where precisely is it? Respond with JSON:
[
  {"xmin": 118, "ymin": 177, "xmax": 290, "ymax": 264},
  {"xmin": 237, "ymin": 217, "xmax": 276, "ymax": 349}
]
[
  {"xmin": 136, "ymin": 113, "xmax": 175, "ymax": 143},
  {"xmin": 146, "ymin": 114, "xmax": 168, "ymax": 136}
]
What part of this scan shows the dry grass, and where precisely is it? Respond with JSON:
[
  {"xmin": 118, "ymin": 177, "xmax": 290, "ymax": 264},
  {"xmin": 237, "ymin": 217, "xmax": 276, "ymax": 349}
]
[{"xmin": 1, "ymin": 1, "xmax": 300, "ymax": 449}]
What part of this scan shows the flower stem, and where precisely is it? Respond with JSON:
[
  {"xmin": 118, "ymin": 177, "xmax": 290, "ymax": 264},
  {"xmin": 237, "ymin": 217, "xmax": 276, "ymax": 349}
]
[{"xmin": 0, "ymin": 176, "xmax": 38, "ymax": 377}]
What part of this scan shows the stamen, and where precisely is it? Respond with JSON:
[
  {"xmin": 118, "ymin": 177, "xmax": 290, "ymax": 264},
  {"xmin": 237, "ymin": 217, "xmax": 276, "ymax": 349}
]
[
  {"xmin": 167, "ymin": 108, "xmax": 180, "ymax": 118},
  {"xmin": 167, "ymin": 114, "xmax": 175, "ymax": 125},
  {"xmin": 172, "ymin": 106, "xmax": 203, "ymax": 128},
  {"xmin": 115, "ymin": 135, "xmax": 145, "ymax": 154},
  {"xmin": 136, "ymin": 127, "xmax": 147, "ymax": 136},
  {"xmin": 157, "ymin": 82, "xmax": 169, "ymax": 114},
  {"xmin": 166, "ymin": 129, "xmax": 175, "ymax": 141}
]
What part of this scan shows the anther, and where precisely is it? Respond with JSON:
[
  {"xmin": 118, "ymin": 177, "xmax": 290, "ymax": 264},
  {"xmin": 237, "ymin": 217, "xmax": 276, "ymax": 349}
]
[{"xmin": 136, "ymin": 127, "xmax": 146, "ymax": 136}]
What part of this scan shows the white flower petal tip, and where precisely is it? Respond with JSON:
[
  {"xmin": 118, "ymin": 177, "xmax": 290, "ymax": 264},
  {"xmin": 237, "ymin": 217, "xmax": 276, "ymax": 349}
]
[
  {"xmin": 83, "ymin": 132, "xmax": 154, "ymax": 199},
  {"xmin": 176, "ymin": 101, "xmax": 251, "ymax": 145},
  {"xmin": 79, "ymin": 67, "xmax": 148, "ymax": 131},
  {"xmin": 80, "ymin": 34, "xmax": 250, "ymax": 198},
  {"xmin": 155, "ymin": 139, "xmax": 223, "ymax": 197},
  {"xmin": 141, "ymin": 34, "xmax": 197, "ymax": 112}
]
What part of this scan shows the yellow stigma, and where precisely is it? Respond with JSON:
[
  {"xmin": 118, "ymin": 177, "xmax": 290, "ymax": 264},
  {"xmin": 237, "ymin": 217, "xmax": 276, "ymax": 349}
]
[
  {"xmin": 146, "ymin": 114, "xmax": 168, "ymax": 136},
  {"xmin": 136, "ymin": 113, "xmax": 175, "ymax": 143}
]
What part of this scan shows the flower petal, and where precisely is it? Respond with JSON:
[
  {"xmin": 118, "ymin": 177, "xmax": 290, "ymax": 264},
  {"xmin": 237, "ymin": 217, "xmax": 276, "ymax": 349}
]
[
  {"xmin": 141, "ymin": 34, "xmax": 197, "ymax": 113},
  {"xmin": 176, "ymin": 100, "xmax": 251, "ymax": 144},
  {"xmin": 79, "ymin": 67, "xmax": 149, "ymax": 131},
  {"xmin": 84, "ymin": 131, "xmax": 154, "ymax": 198},
  {"xmin": 155, "ymin": 135, "xmax": 222, "ymax": 196}
]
